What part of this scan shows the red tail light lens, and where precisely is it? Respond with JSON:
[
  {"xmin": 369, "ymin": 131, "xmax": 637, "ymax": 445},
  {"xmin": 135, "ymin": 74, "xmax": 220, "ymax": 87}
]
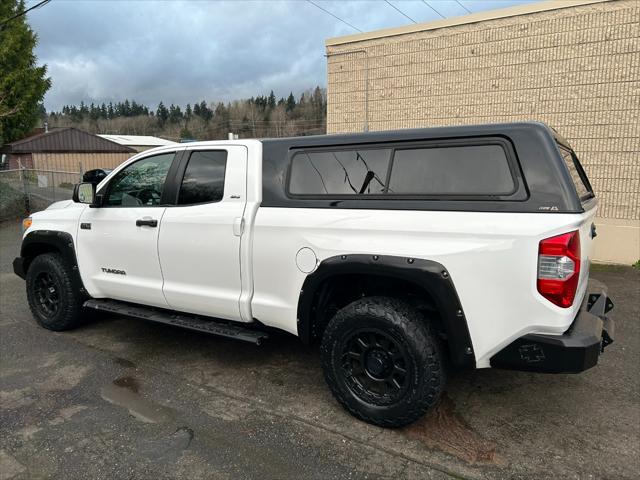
[{"xmin": 537, "ymin": 231, "xmax": 581, "ymax": 308}]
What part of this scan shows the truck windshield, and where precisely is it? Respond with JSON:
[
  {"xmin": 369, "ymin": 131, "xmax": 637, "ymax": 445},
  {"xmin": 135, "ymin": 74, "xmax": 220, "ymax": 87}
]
[{"xmin": 558, "ymin": 145, "xmax": 594, "ymax": 202}]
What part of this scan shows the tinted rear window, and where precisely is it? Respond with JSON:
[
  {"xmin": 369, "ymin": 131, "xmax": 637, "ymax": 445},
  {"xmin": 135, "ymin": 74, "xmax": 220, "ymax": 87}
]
[
  {"xmin": 178, "ymin": 151, "xmax": 227, "ymax": 204},
  {"xmin": 288, "ymin": 141, "xmax": 516, "ymax": 197},
  {"xmin": 289, "ymin": 149, "xmax": 391, "ymax": 195},
  {"xmin": 559, "ymin": 146, "xmax": 593, "ymax": 201},
  {"xmin": 388, "ymin": 145, "xmax": 514, "ymax": 195}
]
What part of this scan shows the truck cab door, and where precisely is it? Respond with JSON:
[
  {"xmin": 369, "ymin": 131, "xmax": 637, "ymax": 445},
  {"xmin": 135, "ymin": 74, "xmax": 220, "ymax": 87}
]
[
  {"xmin": 158, "ymin": 146, "xmax": 248, "ymax": 321},
  {"xmin": 77, "ymin": 150, "xmax": 181, "ymax": 308}
]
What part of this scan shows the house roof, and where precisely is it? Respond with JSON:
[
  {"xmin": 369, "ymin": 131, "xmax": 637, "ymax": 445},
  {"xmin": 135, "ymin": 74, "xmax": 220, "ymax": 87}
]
[
  {"xmin": 97, "ymin": 134, "xmax": 177, "ymax": 147},
  {"xmin": 3, "ymin": 127, "xmax": 136, "ymax": 153}
]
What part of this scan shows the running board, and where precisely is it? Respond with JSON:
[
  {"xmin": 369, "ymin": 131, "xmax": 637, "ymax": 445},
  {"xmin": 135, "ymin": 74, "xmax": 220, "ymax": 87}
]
[{"xmin": 83, "ymin": 299, "xmax": 268, "ymax": 345}]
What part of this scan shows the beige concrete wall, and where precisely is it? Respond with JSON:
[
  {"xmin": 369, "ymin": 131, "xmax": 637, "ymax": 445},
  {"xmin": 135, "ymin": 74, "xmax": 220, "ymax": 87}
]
[{"xmin": 326, "ymin": 0, "xmax": 639, "ymax": 264}]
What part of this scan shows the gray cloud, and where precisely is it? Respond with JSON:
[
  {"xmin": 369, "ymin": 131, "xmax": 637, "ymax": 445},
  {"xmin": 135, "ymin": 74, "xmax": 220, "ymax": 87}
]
[{"xmin": 27, "ymin": 0, "xmax": 532, "ymax": 111}]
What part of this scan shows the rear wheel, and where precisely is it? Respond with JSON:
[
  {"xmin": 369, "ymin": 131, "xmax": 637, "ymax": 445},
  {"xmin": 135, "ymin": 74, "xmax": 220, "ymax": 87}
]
[
  {"xmin": 320, "ymin": 296, "xmax": 445, "ymax": 428},
  {"xmin": 26, "ymin": 253, "xmax": 85, "ymax": 331}
]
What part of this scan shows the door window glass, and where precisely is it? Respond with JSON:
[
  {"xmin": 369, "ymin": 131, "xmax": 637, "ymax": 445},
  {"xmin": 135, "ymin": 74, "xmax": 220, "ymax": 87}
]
[
  {"xmin": 178, "ymin": 151, "xmax": 227, "ymax": 204},
  {"xmin": 105, "ymin": 153, "xmax": 174, "ymax": 207}
]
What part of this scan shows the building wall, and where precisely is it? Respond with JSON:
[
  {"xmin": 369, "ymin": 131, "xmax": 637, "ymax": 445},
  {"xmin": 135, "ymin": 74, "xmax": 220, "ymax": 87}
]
[
  {"xmin": 326, "ymin": 0, "xmax": 639, "ymax": 264},
  {"xmin": 6, "ymin": 153, "xmax": 33, "ymax": 170},
  {"xmin": 32, "ymin": 152, "xmax": 134, "ymax": 173}
]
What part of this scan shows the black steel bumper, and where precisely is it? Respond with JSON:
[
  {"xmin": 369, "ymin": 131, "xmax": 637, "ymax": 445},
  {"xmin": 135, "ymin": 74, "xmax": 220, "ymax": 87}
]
[
  {"xmin": 490, "ymin": 292, "xmax": 614, "ymax": 373},
  {"xmin": 13, "ymin": 257, "xmax": 26, "ymax": 280}
]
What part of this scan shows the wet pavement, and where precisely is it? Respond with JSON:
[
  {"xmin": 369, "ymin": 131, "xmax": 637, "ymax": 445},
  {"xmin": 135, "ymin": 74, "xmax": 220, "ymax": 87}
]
[{"xmin": 1, "ymin": 220, "xmax": 639, "ymax": 479}]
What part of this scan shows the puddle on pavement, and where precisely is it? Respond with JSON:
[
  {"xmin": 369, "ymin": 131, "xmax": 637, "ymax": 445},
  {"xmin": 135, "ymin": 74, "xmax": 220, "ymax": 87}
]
[
  {"xmin": 402, "ymin": 394, "xmax": 498, "ymax": 464},
  {"xmin": 101, "ymin": 376, "xmax": 174, "ymax": 424}
]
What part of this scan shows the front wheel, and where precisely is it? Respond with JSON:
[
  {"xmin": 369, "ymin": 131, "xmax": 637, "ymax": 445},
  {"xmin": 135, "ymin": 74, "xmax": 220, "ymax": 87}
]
[
  {"xmin": 26, "ymin": 253, "xmax": 86, "ymax": 331},
  {"xmin": 320, "ymin": 296, "xmax": 445, "ymax": 428}
]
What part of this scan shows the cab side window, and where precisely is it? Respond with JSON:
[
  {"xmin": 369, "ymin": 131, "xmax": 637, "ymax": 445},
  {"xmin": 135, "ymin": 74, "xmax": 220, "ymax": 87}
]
[
  {"xmin": 177, "ymin": 151, "xmax": 227, "ymax": 205},
  {"xmin": 105, "ymin": 153, "xmax": 175, "ymax": 207}
]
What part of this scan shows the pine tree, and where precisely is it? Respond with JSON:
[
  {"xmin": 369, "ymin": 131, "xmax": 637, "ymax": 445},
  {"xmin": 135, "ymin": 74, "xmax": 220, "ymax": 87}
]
[
  {"xmin": 286, "ymin": 92, "xmax": 296, "ymax": 112},
  {"xmin": 156, "ymin": 101, "xmax": 169, "ymax": 124},
  {"xmin": 268, "ymin": 90, "xmax": 276, "ymax": 109},
  {"xmin": 168, "ymin": 104, "xmax": 182, "ymax": 123}
]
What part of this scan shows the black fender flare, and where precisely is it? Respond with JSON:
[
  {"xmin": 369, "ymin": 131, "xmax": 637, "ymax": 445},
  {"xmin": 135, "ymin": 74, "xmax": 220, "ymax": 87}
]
[
  {"xmin": 297, "ymin": 254, "xmax": 475, "ymax": 368},
  {"xmin": 18, "ymin": 230, "xmax": 88, "ymax": 296}
]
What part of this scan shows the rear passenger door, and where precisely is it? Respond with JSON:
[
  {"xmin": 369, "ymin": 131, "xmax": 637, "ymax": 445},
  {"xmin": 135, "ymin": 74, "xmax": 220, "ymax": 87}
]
[{"xmin": 158, "ymin": 146, "xmax": 248, "ymax": 321}]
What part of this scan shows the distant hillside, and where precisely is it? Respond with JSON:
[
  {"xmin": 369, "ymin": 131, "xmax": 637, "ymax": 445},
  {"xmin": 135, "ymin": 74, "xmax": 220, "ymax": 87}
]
[{"xmin": 45, "ymin": 87, "xmax": 326, "ymax": 141}]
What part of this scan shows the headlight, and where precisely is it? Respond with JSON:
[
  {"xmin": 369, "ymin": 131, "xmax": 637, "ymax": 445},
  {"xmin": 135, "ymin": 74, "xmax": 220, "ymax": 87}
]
[{"xmin": 22, "ymin": 217, "xmax": 32, "ymax": 232}]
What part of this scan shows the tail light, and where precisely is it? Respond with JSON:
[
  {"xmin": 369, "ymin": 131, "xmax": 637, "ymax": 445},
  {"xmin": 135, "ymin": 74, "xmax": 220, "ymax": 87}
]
[{"xmin": 537, "ymin": 231, "xmax": 581, "ymax": 308}]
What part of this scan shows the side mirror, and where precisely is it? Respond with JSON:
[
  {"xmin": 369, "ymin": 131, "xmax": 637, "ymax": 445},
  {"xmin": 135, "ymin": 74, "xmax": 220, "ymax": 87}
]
[{"xmin": 72, "ymin": 182, "xmax": 96, "ymax": 204}]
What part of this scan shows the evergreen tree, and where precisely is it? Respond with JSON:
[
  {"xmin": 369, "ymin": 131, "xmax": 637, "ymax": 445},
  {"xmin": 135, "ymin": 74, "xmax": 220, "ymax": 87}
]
[
  {"xmin": 156, "ymin": 101, "xmax": 169, "ymax": 124},
  {"xmin": 268, "ymin": 90, "xmax": 276, "ymax": 109},
  {"xmin": 286, "ymin": 92, "xmax": 296, "ymax": 112},
  {"xmin": 168, "ymin": 103, "xmax": 182, "ymax": 123},
  {"xmin": 89, "ymin": 102, "xmax": 100, "ymax": 120},
  {"xmin": 0, "ymin": 0, "xmax": 51, "ymax": 144},
  {"xmin": 123, "ymin": 99, "xmax": 131, "ymax": 117}
]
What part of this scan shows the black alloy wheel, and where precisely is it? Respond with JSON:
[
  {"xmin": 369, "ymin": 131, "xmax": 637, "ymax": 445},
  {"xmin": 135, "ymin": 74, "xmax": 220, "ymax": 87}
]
[
  {"xmin": 32, "ymin": 271, "xmax": 60, "ymax": 317},
  {"xmin": 340, "ymin": 328, "xmax": 412, "ymax": 407},
  {"xmin": 321, "ymin": 296, "xmax": 446, "ymax": 428}
]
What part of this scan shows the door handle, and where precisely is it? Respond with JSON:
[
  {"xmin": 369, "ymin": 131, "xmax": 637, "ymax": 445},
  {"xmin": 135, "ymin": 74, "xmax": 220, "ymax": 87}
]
[{"xmin": 136, "ymin": 218, "xmax": 158, "ymax": 227}]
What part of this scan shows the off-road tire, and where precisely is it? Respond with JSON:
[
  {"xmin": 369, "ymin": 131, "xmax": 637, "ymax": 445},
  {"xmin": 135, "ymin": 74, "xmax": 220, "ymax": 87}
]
[
  {"xmin": 320, "ymin": 296, "xmax": 445, "ymax": 428},
  {"xmin": 26, "ymin": 253, "xmax": 85, "ymax": 331}
]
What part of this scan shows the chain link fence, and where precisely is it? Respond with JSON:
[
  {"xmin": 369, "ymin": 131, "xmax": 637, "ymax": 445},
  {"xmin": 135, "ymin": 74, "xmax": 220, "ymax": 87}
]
[{"xmin": 0, "ymin": 169, "xmax": 81, "ymax": 221}]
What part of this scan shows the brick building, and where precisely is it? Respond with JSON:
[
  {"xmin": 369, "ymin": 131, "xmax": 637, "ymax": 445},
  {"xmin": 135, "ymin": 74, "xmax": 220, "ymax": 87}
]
[{"xmin": 325, "ymin": 0, "xmax": 639, "ymax": 264}]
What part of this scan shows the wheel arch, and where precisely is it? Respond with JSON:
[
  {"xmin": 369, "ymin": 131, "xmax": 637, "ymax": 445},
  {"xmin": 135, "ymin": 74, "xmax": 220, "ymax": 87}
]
[
  {"xmin": 20, "ymin": 230, "xmax": 88, "ymax": 295},
  {"xmin": 297, "ymin": 254, "xmax": 476, "ymax": 369}
]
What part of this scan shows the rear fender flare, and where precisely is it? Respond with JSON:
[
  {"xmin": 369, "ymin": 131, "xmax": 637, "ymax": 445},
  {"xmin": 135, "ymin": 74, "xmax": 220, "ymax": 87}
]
[{"xmin": 297, "ymin": 254, "xmax": 475, "ymax": 368}]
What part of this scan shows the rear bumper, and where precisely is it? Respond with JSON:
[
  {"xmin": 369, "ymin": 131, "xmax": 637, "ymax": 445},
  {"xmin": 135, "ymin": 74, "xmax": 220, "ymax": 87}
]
[
  {"xmin": 490, "ymin": 292, "xmax": 614, "ymax": 373},
  {"xmin": 13, "ymin": 257, "xmax": 26, "ymax": 280}
]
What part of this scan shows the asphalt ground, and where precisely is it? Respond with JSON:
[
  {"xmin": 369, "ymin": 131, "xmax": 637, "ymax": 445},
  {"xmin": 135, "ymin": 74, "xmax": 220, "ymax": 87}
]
[{"xmin": 1, "ymin": 219, "xmax": 638, "ymax": 479}]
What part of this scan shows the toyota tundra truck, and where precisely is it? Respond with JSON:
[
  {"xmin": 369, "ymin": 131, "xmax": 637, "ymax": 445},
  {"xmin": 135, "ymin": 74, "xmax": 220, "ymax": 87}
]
[{"xmin": 13, "ymin": 122, "xmax": 615, "ymax": 427}]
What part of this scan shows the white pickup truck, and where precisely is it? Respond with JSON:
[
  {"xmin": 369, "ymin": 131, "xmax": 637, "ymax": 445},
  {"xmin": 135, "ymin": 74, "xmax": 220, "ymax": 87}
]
[{"xmin": 13, "ymin": 122, "xmax": 614, "ymax": 427}]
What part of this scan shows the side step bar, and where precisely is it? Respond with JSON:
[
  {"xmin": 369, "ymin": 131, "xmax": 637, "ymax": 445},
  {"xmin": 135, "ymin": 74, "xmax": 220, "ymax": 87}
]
[{"xmin": 84, "ymin": 299, "xmax": 268, "ymax": 345}]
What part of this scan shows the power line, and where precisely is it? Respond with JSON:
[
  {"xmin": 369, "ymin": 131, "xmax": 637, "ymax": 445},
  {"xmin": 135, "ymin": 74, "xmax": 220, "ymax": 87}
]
[
  {"xmin": 306, "ymin": 0, "xmax": 362, "ymax": 33},
  {"xmin": 384, "ymin": 0, "xmax": 417, "ymax": 24},
  {"xmin": 455, "ymin": 0, "xmax": 472, "ymax": 14},
  {"xmin": 420, "ymin": 0, "xmax": 445, "ymax": 19},
  {"xmin": 0, "ymin": 0, "xmax": 51, "ymax": 29}
]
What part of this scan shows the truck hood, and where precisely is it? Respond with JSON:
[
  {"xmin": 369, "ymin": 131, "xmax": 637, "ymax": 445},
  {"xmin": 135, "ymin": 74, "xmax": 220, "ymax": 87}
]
[{"xmin": 45, "ymin": 199, "xmax": 78, "ymax": 210}]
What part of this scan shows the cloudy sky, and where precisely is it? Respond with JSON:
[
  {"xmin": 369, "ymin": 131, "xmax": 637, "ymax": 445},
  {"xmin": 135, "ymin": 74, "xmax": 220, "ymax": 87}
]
[{"xmin": 26, "ymin": 0, "xmax": 534, "ymax": 112}]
